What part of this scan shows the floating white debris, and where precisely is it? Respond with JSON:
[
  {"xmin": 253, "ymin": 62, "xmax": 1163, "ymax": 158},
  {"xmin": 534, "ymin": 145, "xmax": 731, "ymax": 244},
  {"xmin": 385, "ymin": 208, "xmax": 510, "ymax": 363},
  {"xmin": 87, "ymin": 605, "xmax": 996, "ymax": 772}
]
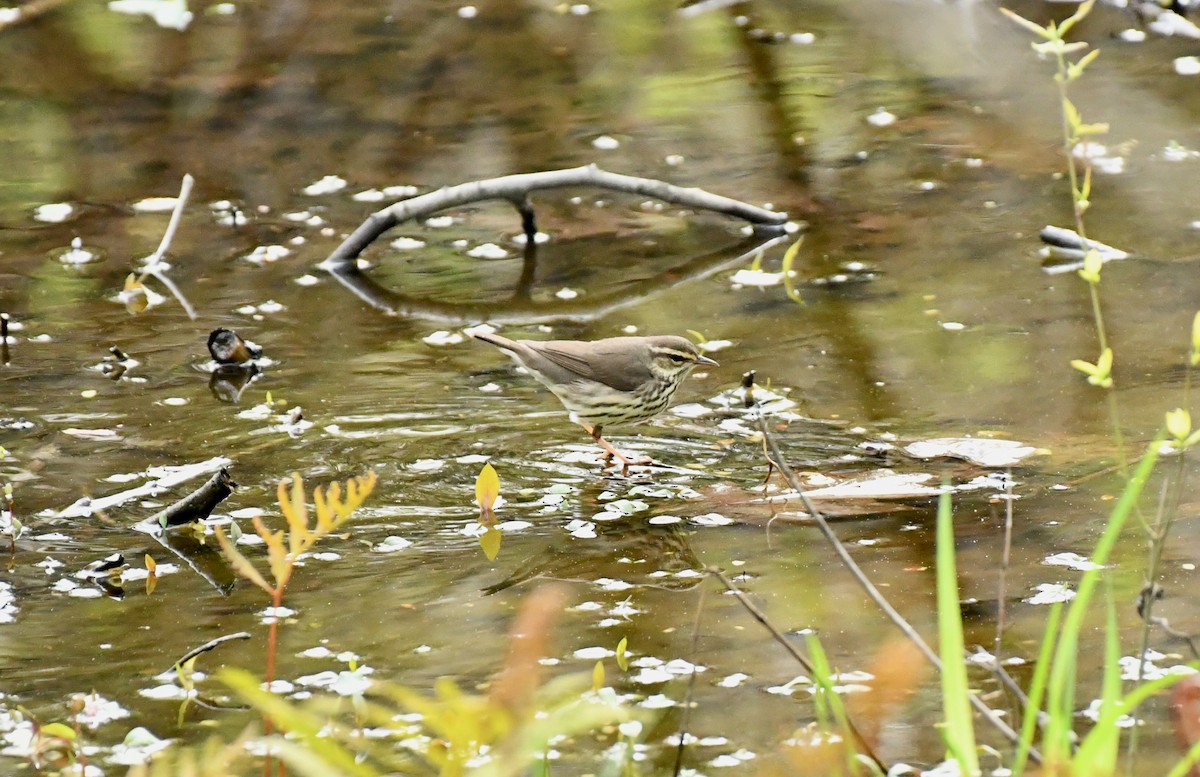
[
  {"xmin": 665, "ymin": 154, "xmax": 684, "ymax": 166},
  {"xmin": 1162, "ymin": 142, "xmax": 1200, "ymax": 162},
  {"xmin": 212, "ymin": 2, "xmax": 235, "ymax": 13},
  {"xmin": 1176, "ymin": 56, "xmax": 1200, "ymax": 75},
  {"xmin": 866, "ymin": 107, "xmax": 896, "ymax": 127},
  {"xmin": 302, "ymin": 175, "xmax": 347, "ymax": 196},
  {"xmin": 790, "ymin": 31, "xmax": 815, "ymax": 44},
  {"xmin": 554, "ymin": 287, "xmax": 579, "ymax": 300},
  {"xmin": 697, "ymin": 339, "xmax": 732, "ymax": 352},
  {"xmin": 457, "ymin": 4, "xmax": 477, "ymax": 18},
  {"xmin": 391, "ymin": 236, "xmax": 426, "ymax": 250},
  {"xmin": 478, "ymin": 382, "xmax": 501, "ymax": 393},
  {"xmin": 802, "ymin": 471, "xmax": 941, "ymax": 500},
  {"xmin": 568, "ymin": 3, "xmax": 590, "ymax": 14},
  {"xmin": 594, "ymin": 577, "xmax": 634, "ymax": 591},
  {"xmin": 511, "ymin": 231, "xmax": 550, "ymax": 245},
  {"xmin": 75, "ymin": 692, "xmax": 131, "ymax": 729},
  {"xmin": 109, "ymin": 727, "xmax": 172, "ymax": 766},
  {"xmin": 468, "ymin": 242, "xmax": 508, "ymax": 259},
  {"xmin": 1044, "ymin": 552, "xmax": 1102, "ymax": 571},
  {"xmin": 648, "ymin": 515, "xmax": 682, "ymax": 526},
  {"xmin": 566, "ymin": 519, "xmax": 596, "ymax": 539},
  {"xmin": 941, "ymin": 321, "xmax": 965, "ymax": 331},
  {"xmin": 1151, "ymin": 11, "xmax": 1200, "ymax": 38},
  {"xmin": 904, "ymin": 437, "xmax": 1038, "ymax": 468},
  {"xmin": 294, "ymin": 274, "xmax": 320, "ymax": 286},
  {"xmin": 425, "ymin": 215, "xmax": 455, "ymax": 228},
  {"xmin": 409, "ymin": 458, "xmax": 445, "ymax": 471},
  {"xmin": 718, "ymin": 673, "xmax": 748, "ymax": 688},
  {"xmin": 63, "ymin": 428, "xmax": 122, "ymax": 441},
  {"xmin": 422, "ymin": 330, "xmax": 463, "ymax": 346},
  {"xmin": 257, "ymin": 299, "xmax": 285, "ymax": 314},
  {"xmin": 131, "ymin": 197, "xmax": 178, "ymax": 213},
  {"xmin": 729, "ymin": 268, "xmax": 784, "ymax": 287},
  {"xmin": 108, "ymin": 0, "xmax": 192, "ymax": 29},
  {"xmin": 573, "ymin": 646, "xmax": 614, "ymax": 660},
  {"xmin": 631, "ymin": 667, "xmax": 673, "ymax": 685},
  {"xmin": 243, "ymin": 244, "xmax": 290, "ymax": 265},
  {"xmin": 352, "ymin": 189, "xmax": 386, "ymax": 202},
  {"xmin": 592, "ymin": 135, "xmax": 620, "ymax": 150},
  {"xmin": 384, "ymin": 184, "xmax": 419, "ymax": 198},
  {"xmin": 34, "ymin": 202, "xmax": 74, "ymax": 223},
  {"xmin": 1026, "ymin": 582, "xmax": 1075, "ymax": 605},
  {"xmin": 159, "ymin": 397, "xmax": 189, "ymax": 407},
  {"xmin": 56, "ymin": 237, "xmax": 101, "ymax": 266},
  {"xmin": 690, "ymin": 513, "xmax": 733, "ymax": 527}
]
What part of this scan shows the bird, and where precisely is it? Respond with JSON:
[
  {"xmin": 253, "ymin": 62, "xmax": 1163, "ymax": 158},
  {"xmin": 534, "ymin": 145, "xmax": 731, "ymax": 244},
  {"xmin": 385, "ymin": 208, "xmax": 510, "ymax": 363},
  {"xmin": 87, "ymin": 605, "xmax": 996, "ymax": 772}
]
[{"xmin": 470, "ymin": 331, "xmax": 718, "ymax": 472}]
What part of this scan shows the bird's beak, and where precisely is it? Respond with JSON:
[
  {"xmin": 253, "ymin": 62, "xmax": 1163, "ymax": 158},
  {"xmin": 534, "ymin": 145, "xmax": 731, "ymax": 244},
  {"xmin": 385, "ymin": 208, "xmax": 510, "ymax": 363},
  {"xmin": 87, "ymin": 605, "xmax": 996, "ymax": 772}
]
[{"xmin": 696, "ymin": 355, "xmax": 719, "ymax": 367}]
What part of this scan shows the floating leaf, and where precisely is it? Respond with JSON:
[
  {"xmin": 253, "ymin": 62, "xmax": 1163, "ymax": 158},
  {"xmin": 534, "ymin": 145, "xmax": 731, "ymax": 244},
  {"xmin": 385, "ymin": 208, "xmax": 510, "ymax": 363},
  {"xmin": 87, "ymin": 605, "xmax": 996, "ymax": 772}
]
[
  {"xmin": 144, "ymin": 554, "xmax": 157, "ymax": 574},
  {"xmin": 476, "ymin": 463, "xmax": 500, "ymax": 514},
  {"xmin": 593, "ymin": 660, "xmax": 605, "ymax": 693},
  {"xmin": 616, "ymin": 637, "xmax": 629, "ymax": 672}
]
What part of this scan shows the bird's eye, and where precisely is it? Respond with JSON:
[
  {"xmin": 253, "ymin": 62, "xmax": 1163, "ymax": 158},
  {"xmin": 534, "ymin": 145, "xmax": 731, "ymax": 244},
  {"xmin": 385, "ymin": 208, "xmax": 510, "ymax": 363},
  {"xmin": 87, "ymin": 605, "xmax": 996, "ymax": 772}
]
[{"xmin": 667, "ymin": 353, "xmax": 688, "ymax": 363}]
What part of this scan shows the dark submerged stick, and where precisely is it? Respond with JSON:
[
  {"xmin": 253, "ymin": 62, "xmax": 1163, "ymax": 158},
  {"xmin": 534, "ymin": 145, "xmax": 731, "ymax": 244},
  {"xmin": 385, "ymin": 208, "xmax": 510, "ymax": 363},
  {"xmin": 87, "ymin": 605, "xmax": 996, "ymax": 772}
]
[{"xmin": 747, "ymin": 376, "xmax": 1039, "ymax": 763}]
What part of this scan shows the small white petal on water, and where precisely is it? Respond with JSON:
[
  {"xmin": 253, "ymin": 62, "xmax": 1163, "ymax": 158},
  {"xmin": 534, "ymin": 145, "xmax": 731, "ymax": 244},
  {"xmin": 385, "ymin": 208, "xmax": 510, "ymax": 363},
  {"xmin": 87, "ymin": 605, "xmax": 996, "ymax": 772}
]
[
  {"xmin": 302, "ymin": 175, "xmax": 347, "ymax": 196},
  {"xmin": 555, "ymin": 287, "xmax": 579, "ymax": 300},
  {"xmin": 468, "ymin": 243, "xmax": 508, "ymax": 259},
  {"xmin": 1026, "ymin": 582, "xmax": 1075, "ymax": 605},
  {"xmin": 457, "ymin": 5, "xmax": 477, "ymax": 18},
  {"xmin": 729, "ymin": 268, "xmax": 783, "ymax": 287},
  {"xmin": 866, "ymin": 107, "xmax": 896, "ymax": 127},
  {"xmin": 294, "ymin": 274, "xmax": 319, "ymax": 286},
  {"xmin": 1177, "ymin": 56, "xmax": 1200, "ymax": 75},
  {"xmin": 391, "ymin": 236, "xmax": 426, "ymax": 250},
  {"xmin": 131, "ymin": 197, "xmax": 179, "ymax": 213},
  {"xmin": 34, "ymin": 203, "xmax": 74, "ymax": 223},
  {"xmin": 425, "ymin": 215, "xmax": 455, "ymax": 228},
  {"xmin": 422, "ymin": 331, "xmax": 463, "ymax": 346},
  {"xmin": 592, "ymin": 135, "xmax": 620, "ymax": 150}
]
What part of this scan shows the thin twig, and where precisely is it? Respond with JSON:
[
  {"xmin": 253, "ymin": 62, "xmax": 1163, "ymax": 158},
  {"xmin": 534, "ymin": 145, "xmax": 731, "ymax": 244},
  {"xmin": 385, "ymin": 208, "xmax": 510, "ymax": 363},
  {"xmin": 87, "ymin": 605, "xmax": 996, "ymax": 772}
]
[
  {"xmin": 138, "ymin": 174, "xmax": 198, "ymax": 320},
  {"xmin": 750, "ymin": 386, "xmax": 1039, "ymax": 763},
  {"xmin": 709, "ymin": 567, "xmax": 885, "ymax": 772},
  {"xmin": 672, "ymin": 583, "xmax": 709, "ymax": 777},
  {"xmin": 170, "ymin": 631, "xmax": 252, "ymax": 673}
]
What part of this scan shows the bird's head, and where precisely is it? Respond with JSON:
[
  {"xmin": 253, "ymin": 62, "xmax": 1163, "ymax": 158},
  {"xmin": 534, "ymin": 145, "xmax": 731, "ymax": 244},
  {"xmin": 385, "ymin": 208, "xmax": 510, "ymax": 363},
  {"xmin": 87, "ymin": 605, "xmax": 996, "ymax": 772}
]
[{"xmin": 645, "ymin": 336, "xmax": 719, "ymax": 381}]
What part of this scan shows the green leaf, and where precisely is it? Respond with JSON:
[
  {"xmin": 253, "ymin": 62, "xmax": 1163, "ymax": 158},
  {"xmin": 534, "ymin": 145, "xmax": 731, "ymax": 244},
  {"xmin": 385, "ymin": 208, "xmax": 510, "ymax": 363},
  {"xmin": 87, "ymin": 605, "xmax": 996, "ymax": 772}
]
[
  {"xmin": 999, "ymin": 7, "xmax": 1054, "ymax": 39},
  {"xmin": 1058, "ymin": 0, "xmax": 1096, "ymax": 37}
]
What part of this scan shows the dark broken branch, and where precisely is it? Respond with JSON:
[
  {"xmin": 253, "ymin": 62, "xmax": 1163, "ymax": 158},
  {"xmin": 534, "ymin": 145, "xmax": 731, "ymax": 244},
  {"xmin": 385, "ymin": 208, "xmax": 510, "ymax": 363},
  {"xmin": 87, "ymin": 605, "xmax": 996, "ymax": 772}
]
[
  {"xmin": 319, "ymin": 164, "xmax": 788, "ymax": 273},
  {"xmin": 145, "ymin": 468, "xmax": 237, "ymax": 529}
]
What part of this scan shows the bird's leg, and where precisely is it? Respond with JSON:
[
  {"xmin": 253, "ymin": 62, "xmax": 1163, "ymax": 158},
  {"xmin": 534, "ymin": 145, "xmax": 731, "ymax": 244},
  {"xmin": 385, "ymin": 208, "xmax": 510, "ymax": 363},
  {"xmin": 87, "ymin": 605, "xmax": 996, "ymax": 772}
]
[{"xmin": 583, "ymin": 424, "xmax": 653, "ymax": 475}]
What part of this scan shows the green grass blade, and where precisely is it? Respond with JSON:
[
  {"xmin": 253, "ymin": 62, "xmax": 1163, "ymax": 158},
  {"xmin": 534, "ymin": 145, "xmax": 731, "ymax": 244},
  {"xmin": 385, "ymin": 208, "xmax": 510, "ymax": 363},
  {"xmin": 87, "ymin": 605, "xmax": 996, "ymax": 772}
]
[{"xmin": 936, "ymin": 488, "xmax": 980, "ymax": 775}]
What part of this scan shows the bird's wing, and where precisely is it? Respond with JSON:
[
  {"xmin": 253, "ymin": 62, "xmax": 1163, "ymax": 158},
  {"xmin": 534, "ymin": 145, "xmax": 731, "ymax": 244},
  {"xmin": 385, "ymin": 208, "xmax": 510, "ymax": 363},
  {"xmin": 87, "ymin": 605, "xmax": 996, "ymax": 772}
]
[{"xmin": 534, "ymin": 341, "xmax": 645, "ymax": 392}]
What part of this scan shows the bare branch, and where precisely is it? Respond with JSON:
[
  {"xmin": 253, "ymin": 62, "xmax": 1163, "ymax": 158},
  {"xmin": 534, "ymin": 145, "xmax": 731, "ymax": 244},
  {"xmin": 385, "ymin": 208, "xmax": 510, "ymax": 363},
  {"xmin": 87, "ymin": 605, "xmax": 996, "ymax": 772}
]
[{"xmin": 319, "ymin": 164, "xmax": 787, "ymax": 272}]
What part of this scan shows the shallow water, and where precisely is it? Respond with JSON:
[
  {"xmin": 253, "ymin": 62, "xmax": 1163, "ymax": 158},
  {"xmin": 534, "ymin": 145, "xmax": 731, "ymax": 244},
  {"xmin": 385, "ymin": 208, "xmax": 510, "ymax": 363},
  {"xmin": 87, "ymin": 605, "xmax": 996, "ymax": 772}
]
[{"xmin": 4, "ymin": 0, "xmax": 1200, "ymax": 774}]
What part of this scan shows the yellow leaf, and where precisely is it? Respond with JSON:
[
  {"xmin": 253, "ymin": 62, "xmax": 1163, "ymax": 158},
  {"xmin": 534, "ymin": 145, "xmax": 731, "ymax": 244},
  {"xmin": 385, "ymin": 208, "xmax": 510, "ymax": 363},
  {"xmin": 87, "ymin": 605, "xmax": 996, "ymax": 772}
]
[
  {"xmin": 476, "ymin": 463, "xmax": 499, "ymax": 512},
  {"xmin": 479, "ymin": 526, "xmax": 502, "ymax": 560},
  {"xmin": 592, "ymin": 660, "xmax": 605, "ymax": 692},
  {"xmin": 144, "ymin": 554, "xmax": 157, "ymax": 574},
  {"xmin": 215, "ymin": 524, "xmax": 274, "ymax": 594},
  {"xmin": 38, "ymin": 723, "xmax": 77, "ymax": 740},
  {"xmin": 616, "ymin": 637, "xmax": 629, "ymax": 672}
]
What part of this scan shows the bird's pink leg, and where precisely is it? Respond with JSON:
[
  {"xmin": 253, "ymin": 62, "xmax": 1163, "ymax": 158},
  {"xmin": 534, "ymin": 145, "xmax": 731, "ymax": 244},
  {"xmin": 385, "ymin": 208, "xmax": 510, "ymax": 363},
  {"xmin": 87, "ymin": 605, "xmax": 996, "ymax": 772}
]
[{"xmin": 581, "ymin": 424, "xmax": 653, "ymax": 475}]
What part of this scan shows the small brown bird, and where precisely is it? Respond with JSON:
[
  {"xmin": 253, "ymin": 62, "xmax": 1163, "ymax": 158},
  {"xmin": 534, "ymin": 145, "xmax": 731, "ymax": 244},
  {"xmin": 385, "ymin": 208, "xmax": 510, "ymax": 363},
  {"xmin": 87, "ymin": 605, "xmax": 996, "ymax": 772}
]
[{"xmin": 471, "ymin": 331, "xmax": 717, "ymax": 471}]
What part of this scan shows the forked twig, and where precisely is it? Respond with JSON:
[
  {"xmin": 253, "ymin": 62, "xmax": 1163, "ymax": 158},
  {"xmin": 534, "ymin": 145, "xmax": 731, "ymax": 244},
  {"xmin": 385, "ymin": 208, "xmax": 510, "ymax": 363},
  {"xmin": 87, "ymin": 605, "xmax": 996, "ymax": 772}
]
[{"xmin": 137, "ymin": 174, "xmax": 197, "ymax": 320}]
